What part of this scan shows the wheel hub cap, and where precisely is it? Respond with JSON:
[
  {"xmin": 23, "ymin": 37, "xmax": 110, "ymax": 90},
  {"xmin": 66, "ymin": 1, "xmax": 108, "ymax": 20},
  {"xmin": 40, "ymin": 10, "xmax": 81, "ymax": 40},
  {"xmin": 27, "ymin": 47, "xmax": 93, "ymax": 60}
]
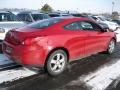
[
  {"xmin": 109, "ymin": 41, "xmax": 115, "ymax": 53},
  {"xmin": 50, "ymin": 53, "xmax": 65, "ymax": 72}
]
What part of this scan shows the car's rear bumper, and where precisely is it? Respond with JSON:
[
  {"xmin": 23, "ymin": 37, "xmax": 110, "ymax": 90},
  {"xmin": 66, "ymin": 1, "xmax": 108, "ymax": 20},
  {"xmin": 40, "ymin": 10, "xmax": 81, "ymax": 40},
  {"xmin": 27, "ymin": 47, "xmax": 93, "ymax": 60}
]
[{"xmin": 2, "ymin": 41, "xmax": 46, "ymax": 67}]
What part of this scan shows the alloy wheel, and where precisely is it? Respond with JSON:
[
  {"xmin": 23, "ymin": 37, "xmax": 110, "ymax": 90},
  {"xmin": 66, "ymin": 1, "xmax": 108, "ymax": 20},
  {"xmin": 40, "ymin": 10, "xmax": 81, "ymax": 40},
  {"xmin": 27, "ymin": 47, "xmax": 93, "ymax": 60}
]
[{"xmin": 108, "ymin": 40, "xmax": 115, "ymax": 54}]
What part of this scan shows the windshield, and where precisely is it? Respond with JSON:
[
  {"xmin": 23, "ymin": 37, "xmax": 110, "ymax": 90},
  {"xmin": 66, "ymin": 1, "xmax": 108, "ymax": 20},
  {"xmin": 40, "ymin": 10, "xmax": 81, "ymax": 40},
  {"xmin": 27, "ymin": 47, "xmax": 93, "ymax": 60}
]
[
  {"xmin": 31, "ymin": 14, "xmax": 49, "ymax": 21},
  {"xmin": 98, "ymin": 17, "xmax": 106, "ymax": 21},
  {"xmin": 0, "ymin": 13, "xmax": 16, "ymax": 21},
  {"xmin": 27, "ymin": 18, "xmax": 62, "ymax": 29}
]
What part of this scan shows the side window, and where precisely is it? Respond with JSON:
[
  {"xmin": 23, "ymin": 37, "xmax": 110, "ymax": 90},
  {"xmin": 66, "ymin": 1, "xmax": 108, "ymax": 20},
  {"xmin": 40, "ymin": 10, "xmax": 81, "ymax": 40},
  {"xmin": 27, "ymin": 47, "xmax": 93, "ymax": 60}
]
[
  {"xmin": 81, "ymin": 22, "xmax": 93, "ymax": 30},
  {"xmin": 80, "ymin": 21, "xmax": 102, "ymax": 31},
  {"xmin": 17, "ymin": 14, "xmax": 32, "ymax": 22},
  {"xmin": 65, "ymin": 22, "xmax": 82, "ymax": 30}
]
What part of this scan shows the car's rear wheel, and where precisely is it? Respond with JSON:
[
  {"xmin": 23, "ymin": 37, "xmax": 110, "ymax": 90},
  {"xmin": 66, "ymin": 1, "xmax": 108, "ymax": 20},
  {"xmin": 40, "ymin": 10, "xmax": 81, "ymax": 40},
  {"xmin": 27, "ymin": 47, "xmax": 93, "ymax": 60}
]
[
  {"xmin": 106, "ymin": 39, "xmax": 115, "ymax": 54},
  {"xmin": 46, "ymin": 50, "xmax": 67, "ymax": 76}
]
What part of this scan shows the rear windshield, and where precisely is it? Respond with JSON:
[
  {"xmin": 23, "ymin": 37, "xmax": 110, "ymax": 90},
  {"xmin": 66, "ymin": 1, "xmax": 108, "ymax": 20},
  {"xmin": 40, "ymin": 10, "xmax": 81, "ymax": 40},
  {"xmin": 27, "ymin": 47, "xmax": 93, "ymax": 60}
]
[{"xmin": 27, "ymin": 18, "xmax": 62, "ymax": 29}]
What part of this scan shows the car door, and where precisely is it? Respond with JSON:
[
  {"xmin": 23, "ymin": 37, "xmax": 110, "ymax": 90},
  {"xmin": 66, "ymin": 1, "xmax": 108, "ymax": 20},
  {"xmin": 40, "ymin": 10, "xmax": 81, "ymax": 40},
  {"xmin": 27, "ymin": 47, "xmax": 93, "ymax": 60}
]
[
  {"xmin": 64, "ymin": 21, "xmax": 89, "ymax": 60},
  {"xmin": 80, "ymin": 21, "xmax": 110, "ymax": 56}
]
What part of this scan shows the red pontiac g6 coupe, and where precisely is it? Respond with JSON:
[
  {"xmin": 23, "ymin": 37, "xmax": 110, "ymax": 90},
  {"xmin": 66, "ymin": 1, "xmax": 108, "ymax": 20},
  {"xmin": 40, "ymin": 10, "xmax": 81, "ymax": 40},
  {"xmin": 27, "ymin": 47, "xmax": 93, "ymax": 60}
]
[{"xmin": 3, "ymin": 17, "xmax": 116, "ymax": 76}]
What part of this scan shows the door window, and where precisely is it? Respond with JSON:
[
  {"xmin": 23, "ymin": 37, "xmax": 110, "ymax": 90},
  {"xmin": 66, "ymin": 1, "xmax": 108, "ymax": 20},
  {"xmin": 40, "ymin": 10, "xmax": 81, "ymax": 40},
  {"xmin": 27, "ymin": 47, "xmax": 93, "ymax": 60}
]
[
  {"xmin": 80, "ymin": 21, "xmax": 102, "ymax": 32},
  {"xmin": 81, "ymin": 21, "xmax": 93, "ymax": 30},
  {"xmin": 64, "ymin": 22, "xmax": 82, "ymax": 30}
]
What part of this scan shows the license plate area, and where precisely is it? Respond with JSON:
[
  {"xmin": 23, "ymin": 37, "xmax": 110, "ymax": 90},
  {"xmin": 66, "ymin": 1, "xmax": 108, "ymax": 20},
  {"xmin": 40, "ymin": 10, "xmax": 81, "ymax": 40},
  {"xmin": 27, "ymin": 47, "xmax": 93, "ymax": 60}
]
[{"xmin": 6, "ymin": 46, "xmax": 12, "ymax": 53}]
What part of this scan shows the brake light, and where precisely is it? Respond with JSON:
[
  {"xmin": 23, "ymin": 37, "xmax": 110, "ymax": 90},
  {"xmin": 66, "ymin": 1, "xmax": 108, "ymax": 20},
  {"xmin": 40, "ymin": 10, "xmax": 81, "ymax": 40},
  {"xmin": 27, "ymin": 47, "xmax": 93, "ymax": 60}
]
[
  {"xmin": 22, "ymin": 38, "xmax": 33, "ymax": 45},
  {"xmin": 22, "ymin": 37, "xmax": 44, "ymax": 45}
]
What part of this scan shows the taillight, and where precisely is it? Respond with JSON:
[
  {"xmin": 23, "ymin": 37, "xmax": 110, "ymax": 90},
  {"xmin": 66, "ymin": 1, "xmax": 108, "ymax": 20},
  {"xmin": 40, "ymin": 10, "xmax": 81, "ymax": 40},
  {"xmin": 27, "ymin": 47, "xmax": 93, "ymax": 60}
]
[
  {"xmin": 22, "ymin": 37, "xmax": 44, "ymax": 45},
  {"xmin": 22, "ymin": 38, "xmax": 33, "ymax": 45}
]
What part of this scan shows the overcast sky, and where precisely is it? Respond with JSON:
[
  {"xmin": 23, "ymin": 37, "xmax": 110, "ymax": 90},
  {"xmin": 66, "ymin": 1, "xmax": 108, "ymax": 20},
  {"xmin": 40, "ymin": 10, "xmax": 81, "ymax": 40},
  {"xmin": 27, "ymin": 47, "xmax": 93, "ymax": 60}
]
[{"xmin": 0, "ymin": 0, "xmax": 120, "ymax": 13}]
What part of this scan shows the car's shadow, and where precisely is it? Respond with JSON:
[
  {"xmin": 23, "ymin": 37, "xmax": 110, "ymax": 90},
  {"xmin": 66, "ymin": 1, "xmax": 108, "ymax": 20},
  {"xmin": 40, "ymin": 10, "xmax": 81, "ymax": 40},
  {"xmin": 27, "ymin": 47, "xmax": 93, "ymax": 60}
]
[{"xmin": 1, "ymin": 42, "xmax": 120, "ymax": 90}]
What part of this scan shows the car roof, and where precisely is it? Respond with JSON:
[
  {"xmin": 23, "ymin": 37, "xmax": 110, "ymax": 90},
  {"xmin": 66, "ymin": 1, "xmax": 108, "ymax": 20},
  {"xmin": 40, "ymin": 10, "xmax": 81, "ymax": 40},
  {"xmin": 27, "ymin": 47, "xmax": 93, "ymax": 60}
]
[
  {"xmin": 17, "ymin": 11, "xmax": 47, "ymax": 15},
  {"xmin": 52, "ymin": 16, "xmax": 92, "ymax": 21},
  {"xmin": 0, "ymin": 11, "xmax": 11, "ymax": 14},
  {"xmin": 49, "ymin": 13, "xmax": 69, "ymax": 15}
]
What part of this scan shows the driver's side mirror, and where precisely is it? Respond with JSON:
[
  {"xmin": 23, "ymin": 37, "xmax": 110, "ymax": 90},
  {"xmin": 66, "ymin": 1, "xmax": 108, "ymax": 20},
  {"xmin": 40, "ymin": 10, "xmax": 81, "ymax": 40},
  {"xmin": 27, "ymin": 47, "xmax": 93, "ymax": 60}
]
[{"xmin": 102, "ymin": 27, "xmax": 109, "ymax": 32}]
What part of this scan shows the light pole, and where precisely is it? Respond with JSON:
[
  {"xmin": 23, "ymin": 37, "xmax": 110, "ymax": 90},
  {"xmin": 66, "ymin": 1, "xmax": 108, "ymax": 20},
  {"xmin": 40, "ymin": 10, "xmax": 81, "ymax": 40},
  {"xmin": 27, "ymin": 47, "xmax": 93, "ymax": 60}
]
[{"xmin": 112, "ymin": 2, "xmax": 115, "ymax": 13}]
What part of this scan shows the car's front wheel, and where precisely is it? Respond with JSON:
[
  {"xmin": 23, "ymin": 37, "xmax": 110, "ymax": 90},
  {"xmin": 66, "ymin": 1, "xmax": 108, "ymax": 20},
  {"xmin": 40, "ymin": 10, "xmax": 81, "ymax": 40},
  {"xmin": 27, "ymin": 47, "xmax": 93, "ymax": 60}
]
[
  {"xmin": 46, "ymin": 50, "xmax": 68, "ymax": 76},
  {"xmin": 106, "ymin": 39, "xmax": 115, "ymax": 54}
]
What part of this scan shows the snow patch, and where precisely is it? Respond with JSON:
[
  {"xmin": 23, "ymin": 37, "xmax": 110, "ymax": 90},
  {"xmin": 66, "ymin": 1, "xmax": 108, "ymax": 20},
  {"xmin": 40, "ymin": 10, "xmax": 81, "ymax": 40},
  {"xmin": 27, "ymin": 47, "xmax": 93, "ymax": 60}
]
[
  {"xmin": 0, "ymin": 67, "xmax": 37, "ymax": 84},
  {"xmin": 0, "ymin": 54, "xmax": 37, "ymax": 84},
  {"xmin": 80, "ymin": 59, "xmax": 120, "ymax": 90},
  {"xmin": 67, "ymin": 59, "xmax": 120, "ymax": 90}
]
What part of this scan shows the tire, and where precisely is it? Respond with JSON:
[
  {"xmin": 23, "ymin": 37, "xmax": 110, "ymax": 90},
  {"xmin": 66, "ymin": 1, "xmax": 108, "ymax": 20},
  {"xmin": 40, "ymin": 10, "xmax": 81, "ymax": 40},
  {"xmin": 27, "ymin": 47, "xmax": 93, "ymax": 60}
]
[
  {"xmin": 46, "ymin": 50, "xmax": 68, "ymax": 76},
  {"xmin": 106, "ymin": 39, "xmax": 115, "ymax": 54}
]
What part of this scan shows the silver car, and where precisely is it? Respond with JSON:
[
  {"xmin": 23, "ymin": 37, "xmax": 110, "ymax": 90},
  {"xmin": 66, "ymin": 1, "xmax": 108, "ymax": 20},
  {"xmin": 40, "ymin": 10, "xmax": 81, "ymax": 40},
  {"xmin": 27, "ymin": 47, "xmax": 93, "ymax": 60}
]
[{"xmin": 0, "ymin": 11, "xmax": 26, "ymax": 43}]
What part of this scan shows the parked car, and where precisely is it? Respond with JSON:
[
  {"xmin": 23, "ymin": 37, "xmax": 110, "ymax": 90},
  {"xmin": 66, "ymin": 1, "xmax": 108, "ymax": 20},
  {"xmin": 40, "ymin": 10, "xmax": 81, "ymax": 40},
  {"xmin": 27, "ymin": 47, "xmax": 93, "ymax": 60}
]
[
  {"xmin": 3, "ymin": 17, "xmax": 116, "ymax": 76},
  {"xmin": 92, "ymin": 15, "xmax": 119, "ymax": 31},
  {"xmin": 0, "ymin": 11, "xmax": 26, "ymax": 46},
  {"xmin": 48, "ymin": 12, "xmax": 72, "ymax": 17},
  {"xmin": 17, "ymin": 11, "xmax": 50, "ymax": 23},
  {"xmin": 83, "ymin": 15, "xmax": 110, "ymax": 30},
  {"xmin": 112, "ymin": 19, "xmax": 120, "ymax": 42},
  {"xmin": 112, "ymin": 19, "xmax": 120, "ymax": 26}
]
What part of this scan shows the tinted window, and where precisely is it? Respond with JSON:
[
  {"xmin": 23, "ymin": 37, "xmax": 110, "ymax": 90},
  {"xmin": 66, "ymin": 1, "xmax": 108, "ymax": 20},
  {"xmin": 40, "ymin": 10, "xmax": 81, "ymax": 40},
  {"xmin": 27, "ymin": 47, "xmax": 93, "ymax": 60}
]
[
  {"xmin": 72, "ymin": 14, "xmax": 83, "ymax": 17},
  {"xmin": 65, "ymin": 22, "xmax": 82, "ymax": 30},
  {"xmin": 49, "ymin": 14, "xmax": 60, "ymax": 17},
  {"xmin": 17, "ymin": 14, "xmax": 32, "ymax": 22},
  {"xmin": 27, "ymin": 18, "xmax": 62, "ymax": 29},
  {"xmin": 31, "ymin": 14, "xmax": 44, "ymax": 21},
  {"xmin": 62, "ymin": 14, "xmax": 71, "ymax": 17},
  {"xmin": 0, "ymin": 13, "xmax": 16, "ymax": 21}
]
